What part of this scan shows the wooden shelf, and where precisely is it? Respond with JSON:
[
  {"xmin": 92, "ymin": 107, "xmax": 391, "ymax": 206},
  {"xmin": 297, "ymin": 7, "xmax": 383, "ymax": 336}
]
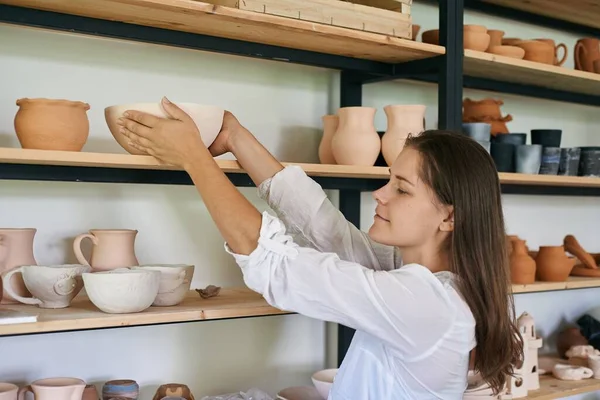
[
  {"xmin": 0, "ymin": 287, "xmax": 290, "ymax": 336},
  {"xmin": 464, "ymin": 50, "xmax": 600, "ymax": 97},
  {"xmin": 524, "ymin": 375, "xmax": 600, "ymax": 399},
  {"xmin": 3, "ymin": 148, "xmax": 600, "ymax": 188},
  {"xmin": 0, "ymin": 0, "xmax": 444, "ymax": 64},
  {"xmin": 480, "ymin": 0, "xmax": 600, "ymax": 31},
  {"xmin": 512, "ymin": 277, "xmax": 600, "ymax": 294}
]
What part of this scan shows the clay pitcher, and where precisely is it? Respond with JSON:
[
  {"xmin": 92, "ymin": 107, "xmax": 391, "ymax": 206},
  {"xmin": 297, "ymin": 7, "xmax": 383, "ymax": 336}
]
[
  {"xmin": 330, "ymin": 107, "xmax": 380, "ymax": 166},
  {"xmin": 535, "ymin": 38, "xmax": 567, "ymax": 66},
  {"xmin": 18, "ymin": 378, "xmax": 86, "ymax": 400},
  {"xmin": 318, "ymin": 115, "xmax": 338, "ymax": 164},
  {"xmin": 0, "ymin": 228, "xmax": 37, "ymax": 304},
  {"xmin": 510, "ymin": 239, "xmax": 536, "ymax": 285},
  {"xmin": 73, "ymin": 229, "xmax": 139, "ymax": 271},
  {"xmin": 381, "ymin": 105, "xmax": 426, "ymax": 166},
  {"xmin": 574, "ymin": 38, "xmax": 600, "ymax": 72},
  {"xmin": 535, "ymin": 245, "xmax": 576, "ymax": 282},
  {"xmin": 515, "ymin": 40, "xmax": 554, "ymax": 64}
]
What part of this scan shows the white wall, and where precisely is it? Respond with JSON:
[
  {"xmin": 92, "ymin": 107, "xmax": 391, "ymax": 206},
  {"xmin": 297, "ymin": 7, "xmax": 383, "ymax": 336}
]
[{"xmin": 1, "ymin": 2, "xmax": 600, "ymax": 399}]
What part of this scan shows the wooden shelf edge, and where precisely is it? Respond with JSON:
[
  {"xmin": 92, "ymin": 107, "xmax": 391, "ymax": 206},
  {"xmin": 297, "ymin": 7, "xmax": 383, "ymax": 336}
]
[
  {"xmin": 524, "ymin": 374, "xmax": 600, "ymax": 399},
  {"xmin": 0, "ymin": 287, "xmax": 291, "ymax": 336},
  {"xmin": 512, "ymin": 277, "xmax": 600, "ymax": 294}
]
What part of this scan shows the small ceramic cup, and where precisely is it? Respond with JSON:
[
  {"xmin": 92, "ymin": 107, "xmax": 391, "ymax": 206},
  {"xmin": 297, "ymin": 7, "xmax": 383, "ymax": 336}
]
[
  {"xmin": 531, "ymin": 129, "xmax": 562, "ymax": 147},
  {"xmin": 539, "ymin": 146, "xmax": 561, "ymax": 175},
  {"xmin": 462, "ymin": 123, "xmax": 491, "ymax": 141},
  {"xmin": 131, "ymin": 264, "xmax": 194, "ymax": 306},
  {"xmin": 515, "ymin": 144, "xmax": 542, "ymax": 174},
  {"xmin": 102, "ymin": 380, "xmax": 139, "ymax": 400},
  {"xmin": 559, "ymin": 148, "xmax": 581, "ymax": 176},
  {"xmin": 492, "ymin": 132, "xmax": 527, "ymax": 146},
  {"xmin": 2, "ymin": 264, "xmax": 90, "ymax": 308},
  {"xmin": 0, "ymin": 383, "xmax": 18, "ymax": 400},
  {"xmin": 476, "ymin": 140, "xmax": 491, "ymax": 154},
  {"xmin": 490, "ymin": 142, "xmax": 515, "ymax": 172},
  {"xmin": 578, "ymin": 147, "xmax": 600, "ymax": 177}
]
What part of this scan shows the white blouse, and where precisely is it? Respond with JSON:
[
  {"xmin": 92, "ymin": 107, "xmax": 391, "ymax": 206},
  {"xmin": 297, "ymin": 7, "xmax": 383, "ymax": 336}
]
[{"xmin": 225, "ymin": 166, "xmax": 476, "ymax": 399}]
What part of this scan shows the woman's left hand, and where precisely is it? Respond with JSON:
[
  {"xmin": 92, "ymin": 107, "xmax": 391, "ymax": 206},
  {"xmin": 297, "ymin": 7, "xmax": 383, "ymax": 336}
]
[{"xmin": 117, "ymin": 97, "xmax": 206, "ymax": 169}]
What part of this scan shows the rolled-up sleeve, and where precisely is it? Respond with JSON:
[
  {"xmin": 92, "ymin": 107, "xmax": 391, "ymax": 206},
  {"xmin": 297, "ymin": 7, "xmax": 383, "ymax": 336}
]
[{"xmin": 225, "ymin": 212, "xmax": 457, "ymax": 360}]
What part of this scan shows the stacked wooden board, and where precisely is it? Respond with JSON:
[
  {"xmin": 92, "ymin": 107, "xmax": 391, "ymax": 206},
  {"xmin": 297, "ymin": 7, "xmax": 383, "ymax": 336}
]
[{"xmin": 201, "ymin": 0, "xmax": 413, "ymax": 38}]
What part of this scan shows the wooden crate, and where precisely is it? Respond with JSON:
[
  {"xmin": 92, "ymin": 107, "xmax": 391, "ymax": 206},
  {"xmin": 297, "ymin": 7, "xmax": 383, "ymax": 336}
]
[
  {"xmin": 205, "ymin": 0, "xmax": 412, "ymax": 38},
  {"xmin": 339, "ymin": 0, "xmax": 411, "ymax": 14}
]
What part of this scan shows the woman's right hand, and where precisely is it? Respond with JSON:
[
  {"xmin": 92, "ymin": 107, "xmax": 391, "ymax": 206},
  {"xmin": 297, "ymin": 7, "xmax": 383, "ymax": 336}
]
[{"xmin": 208, "ymin": 111, "xmax": 247, "ymax": 157}]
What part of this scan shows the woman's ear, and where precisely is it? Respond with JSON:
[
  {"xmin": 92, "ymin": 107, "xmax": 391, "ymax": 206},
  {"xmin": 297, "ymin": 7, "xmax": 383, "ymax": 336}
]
[{"xmin": 439, "ymin": 208, "xmax": 454, "ymax": 232}]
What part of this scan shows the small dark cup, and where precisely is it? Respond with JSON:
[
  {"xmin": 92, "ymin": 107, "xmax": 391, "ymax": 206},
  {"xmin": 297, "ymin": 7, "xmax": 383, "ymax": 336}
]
[
  {"xmin": 490, "ymin": 142, "xmax": 515, "ymax": 172},
  {"xmin": 539, "ymin": 146, "xmax": 561, "ymax": 175},
  {"xmin": 492, "ymin": 133, "xmax": 527, "ymax": 146},
  {"xmin": 462, "ymin": 123, "xmax": 491, "ymax": 142},
  {"xmin": 559, "ymin": 148, "xmax": 581, "ymax": 176},
  {"xmin": 531, "ymin": 129, "xmax": 562, "ymax": 147},
  {"xmin": 579, "ymin": 147, "xmax": 600, "ymax": 177}
]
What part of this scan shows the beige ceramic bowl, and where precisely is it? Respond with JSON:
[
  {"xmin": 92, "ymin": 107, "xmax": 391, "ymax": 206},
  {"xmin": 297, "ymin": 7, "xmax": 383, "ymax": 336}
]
[
  {"xmin": 131, "ymin": 264, "xmax": 194, "ymax": 306},
  {"xmin": 464, "ymin": 31, "xmax": 491, "ymax": 51},
  {"xmin": 311, "ymin": 368, "xmax": 337, "ymax": 399},
  {"xmin": 488, "ymin": 45, "xmax": 526, "ymax": 59},
  {"xmin": 105, "ymin": 102, "xmax": 224, "ymax": 155},
  {"xmin": 83, "ymin": 269, "xmax": 160, "ymax": 313}
]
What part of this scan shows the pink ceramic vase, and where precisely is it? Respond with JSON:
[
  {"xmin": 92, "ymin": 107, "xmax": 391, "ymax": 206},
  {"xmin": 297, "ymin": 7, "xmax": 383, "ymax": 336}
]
[
  {"xmin": 0, "ymin": 228, "xmax": 37, "ymax": 304},
  {"xmin": 331, "ymin": 107, "xmax": 380, "ymax": 166},
  {"xmin": 318, "ymin": 115, "xmax": 338, "ymax": 164},
  {"xmin": 381, "ymin": 105, "xmax": 426, "ymax": 166}
]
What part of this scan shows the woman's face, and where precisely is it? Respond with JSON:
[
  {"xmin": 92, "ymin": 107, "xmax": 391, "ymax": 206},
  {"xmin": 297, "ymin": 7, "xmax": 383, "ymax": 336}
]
[{"xmin": 368, "ymin": 147, "xmax": 453, "ymax": 248}]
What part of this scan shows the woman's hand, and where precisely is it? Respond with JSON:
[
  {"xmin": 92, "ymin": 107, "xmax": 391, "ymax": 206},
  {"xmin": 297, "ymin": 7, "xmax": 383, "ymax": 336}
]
[{"xmin": 117, "ymin": 97, "xmax": 207, "ymax": 169}]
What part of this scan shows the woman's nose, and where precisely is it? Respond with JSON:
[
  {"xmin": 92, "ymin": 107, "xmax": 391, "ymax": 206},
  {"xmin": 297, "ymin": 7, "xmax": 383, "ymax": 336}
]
[{"xmin": 373, "ymin": 184, "xmax": 389, "ymax": 204}]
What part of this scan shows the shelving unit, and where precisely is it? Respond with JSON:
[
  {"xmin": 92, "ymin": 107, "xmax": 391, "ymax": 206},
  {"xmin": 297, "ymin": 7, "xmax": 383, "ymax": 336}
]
[{"xmin": 1, "ymin": 0, "xmax": 600, "ymax": 398}]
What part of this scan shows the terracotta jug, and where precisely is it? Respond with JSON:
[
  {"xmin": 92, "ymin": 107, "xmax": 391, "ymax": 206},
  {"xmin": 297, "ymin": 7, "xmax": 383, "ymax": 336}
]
[
  {"xmin": 535, "ymin": 38, "xmax": 567, "ymax": 66},
  {"xmin": 0, "ymin": 228, "xmax": 37, "ymax": 304},
  {"xmin": 14, "ymin": 98, "xmax": 90, "ymax": 151},
  {"xmin": 318, "ymin": 115, "xmax": 338, "ymax": 164},
  {"xmin": 330, "ymin": 107, "xmax": 380, "ymax": 166},
  {"xmin": 18, "ymin": 378, "xmax": 86, "ymax": 400},
  {"xmin": 575, "ymin": 38, "xmax": 600, "ymax": 72},
  {"xmin": 510, "ymin": 239, "xmax": 536, "ymax": 285},
  {"xmin": 73, "ymin": 229, "xmax": 139, "ymax": 271},
  {"xmin": 535, "ymin": 245, "xmax": 576, "ymax": 282},
  {"xmin": 381, "ymin": 105, "xmax": 426, "ymax": 166}
]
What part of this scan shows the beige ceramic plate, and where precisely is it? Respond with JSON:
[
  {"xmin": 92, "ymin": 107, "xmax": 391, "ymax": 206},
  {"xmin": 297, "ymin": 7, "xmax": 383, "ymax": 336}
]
[{"xmin": 277, "ymin": 386, "xmax": 323, "ymax": 400}]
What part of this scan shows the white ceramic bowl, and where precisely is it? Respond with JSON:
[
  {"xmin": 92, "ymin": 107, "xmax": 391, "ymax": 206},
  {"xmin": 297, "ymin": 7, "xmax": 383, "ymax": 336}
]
[
  {"xmin": 311, "ymin": 368, "xmax": 337, "ymax": 399},
  {"xmin": 83, "ymin": 269, "xmax": 160, "ymax": 313},
  {"xmin": 104, "ymin": 102, "xmax": 224, "ymax": 155},
  {"xmin": 131, "ymin": 264, "xmax": 194, "ymax": 306}
]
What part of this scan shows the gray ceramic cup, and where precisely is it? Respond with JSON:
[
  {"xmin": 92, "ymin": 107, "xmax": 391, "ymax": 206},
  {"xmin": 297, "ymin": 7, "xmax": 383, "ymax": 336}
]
[
  {"xmin": 579, "ymin": 147, "xmax": 600, "ymax": 177},
  {"xmin": 476, "ymin": 140, "xmax": 491, "ymax": 154},
  {"xmin": 559, "ymin": 148, "xmax": 581, "ymax": 176},
  {"xmin": 462, "ymin": 123, "xmax": 491, "ymax": 142},
  {"xmin": 515, "ymin": 144, "xmax": 542, "ymax": 174},
  {"xmin": 539, "ymin": 147, "xmax": 561, "ymax": 175}
]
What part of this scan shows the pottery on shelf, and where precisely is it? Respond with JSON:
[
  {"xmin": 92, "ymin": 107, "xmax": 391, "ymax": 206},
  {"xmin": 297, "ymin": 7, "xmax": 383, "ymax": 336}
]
[
  {"xmin": 421, "ymin": 29, "xmax": 439, "ymax": 45},
  {"xmin": 517, "ymin": 312, "xmax": 543, "ymax": 391},
  {"xmin": 515, "ymin": 144, "xmax": 542, "ymax": 174},
  {"xmin": 531, "ymin": 129, "xmax": 562, "ymax": 148},
  {"xmin": 14, "ymin": 98, "xmax": 90, "ymax": 151},
  {"xmin": 515, "ymin": 40, "xmax": 555, "ymax": 64},
  {"xmin": 502, "ymin": 37, "xmax": 523, "ymax": 46},
  {"xmin": 318, "ymin": 115, "xmax": 338, "ymax": 164},
  {"xmin": 464, "ymin": 30, "xmax": 490, "ymax": 51},
  {"xmin": 152, "ymin": 384, "xmax": 195, "ymax": 400},
  {"xmin": 105, "ymin": 102, "xmax": 224, "ymax": 155},
  {"xmin": 588, "ymin": 354, "xmax": 600, "ymax": 379},
  {"xmin": 491, "ymin": 142, "xmax": 515, "ymax": 173},
  {"xmin": 559, "ymin": 148, "xmax": 581, "ymax": 176},
  {"xmin": 487, "ymin": 45, "xmax": 525, "ymax": 59},
  {"xmin": 578, "ymin": 147, "xmax": 600, "ymax": 177},
  {"xmin": 2, "ymin": 264, "xmax": 90, "ymax": 309},
  {"xmin": 566, "ymin": 344, "xmax": 600, "ymax": 367},
  {"xmin": 102, "ymin": 380, "xmax": 139, "ymax": 400},
  {"xmin": 539, "ymin": 147, "xmax": 561, "ymax": 175},
  {"xmin": 461, "ymin": 122, "xmax": 491, "ymax": 141},
  {"xmin": 552, "ymin": 364, "xmax": 593, "ymax": 381},
  {"xmin": 510, "ymin": 239, "xmax": 536, "ymax": 284},
  {"xmin": 73, "ymin": 229, "xmax": 139, "ymax": 271},
  {"xmin": 83, "ymin": 385, "xmax": 99, "ymax": 400},
  {"xmin": 557, "ymin": 327, "xmax": 589, "ymax": 359},
  {"xmin": 476, "ymin": 140, "xmax": 491, "ymax": 154},
  {"xmin": 20, "ymin": 378, "xmax": 86, "ymax": 400},
  {"xmin": 486, "ymin": 29, "xmax": 504, "ymax": 50},
  {"xmin": 381, "ymin": 105, "xmax": 425, "ymax": 166},
  {"xmin": 574, "ymin": 38, "xmax": 600, "ymax": 72},
  {"xmin": 0, "ymin": 383, "xmax": 18, "ymax": 400},
  {"xmin": 534, "ymin": 38, "xmax": 568, "ymax": 66},
  {"xmin": 535, "ymin": 246, "xmax": 576, "ymax": 282},
  {"xmin": 564, "ymin": 235, "xmax": 597, "ymax": 270},
  {"xmin": 277, "ymin": 386, "xmax": 323, "ymax": 400},
  {"xmin": 463, "ymin": 98, "xmax": 503, "ymax": 120},
  {"xmin": 594, "ymin": 59, "xmax": 600, "ymax": 74},
  {"xmin": 311, "ymin": 369, "xmax": 337, "ymax": 400},
  {"xmin": 131, "ymin": 264, "xmax": 194, "ymax": 306},
  {"xmin": 492, "ymin": 133, "xmax": 526, "ymax": 146},
  {"xmin": 83, "ymin": 269, "xmax": 160, "ymax": 314},
  {"xmin": 0, "ymin": 228, "xmax": 37, "ymax": 304},
  {"xmin": 411, "ymin": 24, "xmax": 420, "ymax": 41},
  {"xmin": 331, "ymin": 107, "xmax": 380, "ymax": 166}
]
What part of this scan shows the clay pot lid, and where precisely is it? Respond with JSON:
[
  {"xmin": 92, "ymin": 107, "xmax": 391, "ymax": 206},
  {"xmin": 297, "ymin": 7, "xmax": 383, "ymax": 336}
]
[
  {"xmin": 517, "ymin": 311, "xmax": 535, "ymax": 328},
  {"xmin": 16, "ymin": 98, "xmax": 90, "ymax": 110}
]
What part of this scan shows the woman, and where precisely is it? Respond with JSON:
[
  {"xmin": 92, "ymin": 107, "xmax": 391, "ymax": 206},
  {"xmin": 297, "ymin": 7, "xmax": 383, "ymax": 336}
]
[{"xmin": 118, "ymin": 98, "xmax": 523, "ymax": 399}]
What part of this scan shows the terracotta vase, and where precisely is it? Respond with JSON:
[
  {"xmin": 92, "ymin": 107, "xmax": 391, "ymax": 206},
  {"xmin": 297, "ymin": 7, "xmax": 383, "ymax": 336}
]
[
  {"xmin": 535, "ymin": 38, "xmax": 567, "ymax": 66},
  {"xmin": 14, "ymin": 98, "xmax": 90, "ymax": 151},
  {"xmin": 73, "ymin": 229, "xmax": 139, "ymax": 271},
  {"xmin": 331, "ymin": 107, "xmax": 380, "ymax": 166},
  {"xmin": 381, "ymin": 105, "xmax": 426, "ymax": 166},
  {"xmin": 510, "ymin": 239, "xmax": 536, "ymax": 285},
  {"xmin": 535, "ymin": 245, "xmax": 576, "ymax": 282},
  {"xmin": 318, "ymin": 115, "xmax": 338, "ymax": 164},
  {"xmin": 574, "ymin": 38, "xmax": 600, "ymax": 72},
  {"xmin": 486, "ymin": 29, "xmax": 505, "ymax": 50},
  {"xmin": 515, "ymin": 40, "xmax": 554, "ymax": 64},
  {"xmin": 0, "ymin": 228, "xmax": 37, "ymax": 304}
]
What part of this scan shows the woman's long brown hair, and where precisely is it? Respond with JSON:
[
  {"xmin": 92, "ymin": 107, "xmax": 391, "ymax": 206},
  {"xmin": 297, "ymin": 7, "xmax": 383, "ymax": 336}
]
[{"xmin": 405, "ymin": 130, "xmax": 524, "ymax": 394}]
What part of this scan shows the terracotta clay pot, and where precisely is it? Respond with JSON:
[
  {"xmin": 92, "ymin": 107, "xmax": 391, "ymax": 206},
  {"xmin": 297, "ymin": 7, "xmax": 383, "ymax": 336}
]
[
  {"xmin": 331, "ymin": 107, "xmax": 380, "ymax": 166},
  {"xmin": 502, "ymin": 37, "xmax": 522, "ymax": 46},
  {"xmin": 14, "ymin": 98, "xmax": 90, "ymax": 151},
  {"xmin": 594, "ymin": 59, "xmax": 600, "ymax": 74},
  {"xmin": 411, "ymin": 24, "xmax": 421, "ymax": 41},
  {"xmin": 83, "ymin": 385, "xmax": 99, "ymax": 400},
  {"xmin": 486, "ymin": 30, "xmax": 505, "ymax": 50},
  {"xmin": 421, "ymin": 29, "xmax": 439, "ymax": 45},
  {"xmin": 515, "ymin": 40, "xmax": 555, "ymax": 64},
  {"xmin": 535, "ymin": 38, "xmax": 567, "ymax": 66},
  {"xmin": 557, "ymin": 327, "xmax": 589, "ymax": 359},
  {"xmin": 318, "ymin": 115, "xmax": 338, "ymax": 164},
  {"xmin": 381, "ymin": 105, "xmax": 426, "ymax": 166},
  {"xmin": 464, "ymin": 24, "xmax": 487, "ymax": 33},
  {"xmin": 564, "ymin": 234, "xmax": 597, "ymax": 269},
  {"xmin": 488, "ymin": 45, "xmax": 525, "ymax": 59},
  {"xmin": 463, "ymin": 114, "xmax": 512, "ymax": 136},
  {"xmin": 463, "ymin": 98, "xmax": 503, "ymax": 120},
  {"xmin": 574, "ymin": 38, "xmax": 600, "ymax": 72},
  {"xmin": 535, "ymin": 245, "xmax": 576, "ymax": 282},
  {"xmin": 510, "ymin": 239, "xmax": 536, "ymax": 284},
  {"xmin": 464, "ymin": 31, "xmax": 490, "ymax": 52}
]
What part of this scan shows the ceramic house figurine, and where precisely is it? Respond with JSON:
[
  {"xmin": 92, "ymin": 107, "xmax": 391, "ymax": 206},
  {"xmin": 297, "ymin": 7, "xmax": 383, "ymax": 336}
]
[
  {"xmin": 508, "ymin": 329, "xmax": 529, "ymax": 398},
  {"xmin": 517, "ymin": 312, "xmax": 543, "ymax": 391}
]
